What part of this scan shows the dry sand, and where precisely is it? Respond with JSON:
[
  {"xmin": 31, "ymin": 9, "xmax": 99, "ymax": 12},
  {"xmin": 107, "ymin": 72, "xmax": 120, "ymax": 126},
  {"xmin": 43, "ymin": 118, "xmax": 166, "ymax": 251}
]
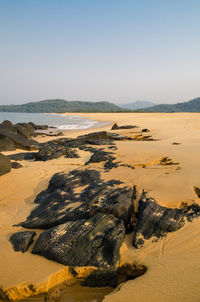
[{"xmin": 0, "ymin": 113, "xmax": 200, "ymax": 301}]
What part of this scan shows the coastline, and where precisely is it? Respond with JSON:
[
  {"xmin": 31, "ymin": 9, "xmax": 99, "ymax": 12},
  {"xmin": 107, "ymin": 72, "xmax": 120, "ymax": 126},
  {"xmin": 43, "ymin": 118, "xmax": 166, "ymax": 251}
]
[{"xmin": 0, "ymin": 112, "xmax": 200, "ymax": 302}]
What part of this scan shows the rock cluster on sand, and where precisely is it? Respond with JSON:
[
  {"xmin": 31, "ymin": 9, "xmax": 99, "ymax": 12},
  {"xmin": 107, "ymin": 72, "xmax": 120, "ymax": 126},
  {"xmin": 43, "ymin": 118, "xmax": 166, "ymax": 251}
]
[
  {"xmin": 0, "ymin": 120, "xmax": 39, "ymax": 152},
  {"xmin": 15, "ymin": 169, "xmax": 134, "ymax": 268},
  {"xmin": 18, "ymin": 169, "xmax": 134, "ymax": 230}
]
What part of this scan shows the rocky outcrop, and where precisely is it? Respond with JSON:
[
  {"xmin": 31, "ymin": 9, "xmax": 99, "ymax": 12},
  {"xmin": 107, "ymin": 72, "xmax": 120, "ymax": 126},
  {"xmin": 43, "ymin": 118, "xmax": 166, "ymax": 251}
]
[
  {"xmin": 0, "ymin": 136, "xmax": 16, "ymax": 151},
  {"xmin": 9, "ymin": 231, "xmax": 36, "ymax": 253},
  {"xmin": 0, "ymin": 129, "xmax": 38, "ymax": 151},
  {"xmin": 86, "ymin": 149, "xmax": 115, "ymax": 164},
  {"xmin": 0, "ymin": 120, "xmax": 49, "ymax": 152},
  {"xmin": 82, "ymin": 264, "xmax": 147, "ymax": 287},
  {"xmin": 15, "ymin": 168, "xmax": 135, "ymax": 269},
  {"xmin": 133, "ymin": 198, "xmax": 200, "ymax": 248},
  {"xmin": 8, "ymin": 152, "xmax": 36, "ymax": 161},
  {"xmin": 18, "ymin": 169, "xmax": 134, "ymax": 230},
  {"xmin": 111, "ymin": 123, "xmax": 138, "ymax": 130},
  {"xmin": 0, "ymin": 153, "xmax": 12, "ymax": 176},
  {"xmin": 32, "ymin": 213, "xmax": 125, "ymax": 268},
  {"xmin": 35, "ymin": 144, "xmax": 79, "ymax": 161}
]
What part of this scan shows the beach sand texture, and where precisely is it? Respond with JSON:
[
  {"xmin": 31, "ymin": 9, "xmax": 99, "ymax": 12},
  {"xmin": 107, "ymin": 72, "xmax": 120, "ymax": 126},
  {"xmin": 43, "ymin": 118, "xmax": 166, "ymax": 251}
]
[{"xmin": 0, "ymin": 113, "xmax": 200, "ymax": 301}]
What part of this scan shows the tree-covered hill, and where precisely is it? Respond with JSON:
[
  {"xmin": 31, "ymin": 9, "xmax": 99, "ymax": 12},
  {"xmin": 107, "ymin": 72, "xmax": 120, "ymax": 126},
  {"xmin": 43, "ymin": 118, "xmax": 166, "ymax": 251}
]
[
  {"xmin": 0, "ymin": 99, "xmax": 124, "ymax": 113},
  {"xmin": 138, "ymin": 97, "xmax": 200, "ymax": 112}
]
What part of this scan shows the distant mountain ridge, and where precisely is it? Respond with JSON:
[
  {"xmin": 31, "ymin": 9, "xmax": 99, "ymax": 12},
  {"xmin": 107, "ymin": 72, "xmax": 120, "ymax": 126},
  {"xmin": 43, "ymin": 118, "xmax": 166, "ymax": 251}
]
[
  {"xmin": 138, "ymin": 97, "xmax": 200, "ymax": 112},
  {"xmin": 0, "ymin": 99, "xmax": 123, "ymax": 113},
  {"xmin": 1, "ymin": 97, "xmax": 200, "ymax": 113},
  {"xmin": 119, "ymin": 101, "xmax": 155, "ymax": 110}
]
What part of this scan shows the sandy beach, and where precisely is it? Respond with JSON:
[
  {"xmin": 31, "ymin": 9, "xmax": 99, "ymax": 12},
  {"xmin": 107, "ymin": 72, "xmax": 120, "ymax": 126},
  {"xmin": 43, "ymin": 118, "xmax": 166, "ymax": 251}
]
[{"xmin": 0, "ymin": 112, "xmax": 200, "ymax": 302}]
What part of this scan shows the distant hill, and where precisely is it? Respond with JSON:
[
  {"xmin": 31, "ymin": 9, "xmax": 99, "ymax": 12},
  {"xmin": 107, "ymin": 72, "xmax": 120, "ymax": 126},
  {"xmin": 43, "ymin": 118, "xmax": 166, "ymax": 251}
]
[
  {"xmin": 0, "ymin": 99, "xmax": 123, "ymax": 113},
  {"xmin": 119, "ymin": 101, "xmax": 155, "ymax": 110},
  {"xmin": 138, "ymin": 97, "xmax": 200, "ymax": 112}
]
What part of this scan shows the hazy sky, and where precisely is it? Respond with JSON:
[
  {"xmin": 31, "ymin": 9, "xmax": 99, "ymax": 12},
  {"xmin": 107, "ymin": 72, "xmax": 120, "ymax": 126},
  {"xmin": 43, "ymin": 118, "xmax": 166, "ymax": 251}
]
[{"xmin": 0, "ymin": 0, "xmax": 200, "ymax": 105}]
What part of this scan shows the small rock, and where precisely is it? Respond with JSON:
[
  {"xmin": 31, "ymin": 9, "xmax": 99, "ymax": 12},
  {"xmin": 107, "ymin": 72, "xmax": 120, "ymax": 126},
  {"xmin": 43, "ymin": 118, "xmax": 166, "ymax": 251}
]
[
  {"xmin": 172, "ymin": 142, "xmax": 181, "ymax": 145},
  {"xmin": 9, "ymin": 231, "xmax": 36, "ymax": 253},
  {"xmin": 142, "ymin": 128, "xmax": 150, "ymax": 132},
  {"xmin": 11, "ymin": 162, "xmax": 23, "ymax": 169}
]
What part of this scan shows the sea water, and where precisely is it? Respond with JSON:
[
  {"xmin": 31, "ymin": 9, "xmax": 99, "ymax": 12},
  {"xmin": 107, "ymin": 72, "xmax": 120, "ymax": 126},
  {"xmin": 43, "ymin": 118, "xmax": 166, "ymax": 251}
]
[{"xmin": 0, "ymin": 112, "xmax": 103, "ymax": 130}]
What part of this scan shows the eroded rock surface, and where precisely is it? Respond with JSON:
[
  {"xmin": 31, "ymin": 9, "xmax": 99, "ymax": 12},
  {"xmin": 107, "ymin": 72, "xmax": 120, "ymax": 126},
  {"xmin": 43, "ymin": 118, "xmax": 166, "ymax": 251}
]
[
  {"xmin": 133, "ymin": 198, "xmax": 200, "ymax": 248},
  {"xmin": 18, "ymin": 169, "xmax": 134, "ymax": 230},
  {"xmin": 11, "ymin": 161, "xmax": 23, "ymax": 169},
  {"xmin": 32, "ymin": 213, "xmax": 125, "ymax": 268},
  {"xmin": 9, "ymin": 231, "xmax": 36, "ymax": 253},
  {"xmin": 0, "ymin": 153, "xmax": 12, "ymax": 176},
  {"xmin": 82, "ymin": 264, "xmax": 147, "ymax": 287}
]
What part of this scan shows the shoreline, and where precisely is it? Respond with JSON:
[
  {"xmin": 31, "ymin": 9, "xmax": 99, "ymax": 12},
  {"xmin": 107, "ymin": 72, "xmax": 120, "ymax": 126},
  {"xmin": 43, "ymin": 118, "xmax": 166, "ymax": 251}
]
[{"xmin": 0, "ymin": 112, "xmax": 200, "ymax": 302}]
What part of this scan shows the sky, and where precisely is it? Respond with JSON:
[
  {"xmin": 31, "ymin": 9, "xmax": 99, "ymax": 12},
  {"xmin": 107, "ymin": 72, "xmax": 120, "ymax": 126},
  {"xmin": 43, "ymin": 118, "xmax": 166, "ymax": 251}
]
[{"xmin": 0, "ymin": 0, "xmax": 200, "ymax": 105}]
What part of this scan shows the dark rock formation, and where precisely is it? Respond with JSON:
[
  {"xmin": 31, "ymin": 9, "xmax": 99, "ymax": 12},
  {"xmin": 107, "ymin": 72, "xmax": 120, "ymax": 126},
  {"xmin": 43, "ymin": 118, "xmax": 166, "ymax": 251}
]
[
  {"xmin": 111, "ymin": 123, "xmax": 119, "ymax": 130},
  {"xmin": 194, "ymin": 186, "xmax": 200, "ymax": 198},
  {"xmin": 8, "ymin": 152, "xmax": 36, "ymax": 161},
  {"xmin": 82, "ymin": 264, "xmax": 147, "ymax": 287},
  {"xmin": 11, "ymin": 161, "xmax": 23, "ymax": 169},
  {"xmin": 104, "ymin": 160, "xmax": 120, "ymax": 171},
  {"xmin": 0, "ymin": 153, "xmax": 12, "ymax": 176},
  {"xmin": 160, "ymin": 157, "xmax": 179, "ymax": 166},
  {"xmin": 18, "ymin": 169, "xmax": 134, "ymax": 230},
  {"xmin": 0, "ymin": 120, "xmax": 35, "ymax": 139},
  {"xmin": 0, "ymin": 129, "xmax": 38, "ymax": 151},
  {"xmin": 86, "ymin": 149, "xmax": 115, "ymax": 165},
  {"xmin": 0, "ymin": 136, "xmax": 16, "ymax": 151},
  {"xmin": 35, "ymin": 144, "xmax": 79, "ymax": 161},
  {"xmin": 133, "ymin": 198, "xmax": 200, "ymax": 248},
  {"xmin": 120, "ymin": 163, "xmax": 135, "ymax": 170},
  {"xmin": 172, "ymin": 142, "xmax": 181, "ymax": 145},
  {"xmin": 142, "ymin": 128, "xmax": 150, "ymax": 132},
  {"xmin": 9, "ymin": 231, "xmax": 36, "ymax": 253},
  {"xmin": 180, "ymin": 202, "xmax": 200, "ymax": 222},
  {"xmin": 33, "ymin": 130, "xmax": 136, "ymax": 162},
  {"xmin": 0, "ymin": 120, "xmax": 51, "ymax": 152},
  {"xmin": 77, "ymin": 131, "xmax": 130, "ymax": 142},
  {"xmin": 111, "ymin": 123, "xmax": 138, "ymax": 130},
  {"xmin": 32, "ymin": 213, "xmax": 125, "ymax": 268},
  {"xmin": 15, "ymin": 123, "xmax": 35, "ymax": 139}
]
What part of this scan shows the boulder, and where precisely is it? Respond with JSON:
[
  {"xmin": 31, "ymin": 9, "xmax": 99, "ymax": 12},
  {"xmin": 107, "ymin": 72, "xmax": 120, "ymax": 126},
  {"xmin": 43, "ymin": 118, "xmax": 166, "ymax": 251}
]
[
  {"xmin": 18, "ymin": 169, "xmax": 134, "ymax": 230},
  {"xmin": 0, "ymin": 129, "xmax": 38, "ymax": 151},
  {"xmin": 0, "ymin": 136, "xmax": 16, "ymax": 151},
  {"xmin": 11, "ymin": 161, "xmax": 23, "ymax": 169},
  {"xmin": 32, "ymin": 213, "xmax": 125, "ymax": 268},
  {"xmin": 82, "ymin": 264, "xmax": 147, "ymax": 287},
  {"xmin": 8, "ymin": 152, "xmax": 36, "ymax": 161},
  {"xmin": 15, "ymin": 123, "xmax": 35, "ymax": 139},
  {"xmin": 111, "ymin": 124, "xmax": 138, "ymax": 130},
  {"xmin": 9, "ymin": 231, "xmax": 36, "ymax": 253},
  {"xmin": 142, "ymin": 128, "xmax": 150, "ymax": 132},
  {"xmin": 0, "ymin": 153, "xmax": 12, "ymax": 176},
  {"xmin": 86, "ymin": 149, "xmax": 115, "ymax": 164},
  {"xmin": 35, "ymin": 144, "xmax": 79, "ymax": 161},
  {"xmin": 133, "ymin": 198, "xmax": 188, "ymax": 248},
  {"xmin": 35, "ymin": 145, "xmax": 66, "ymax": 161},
  {"xmin": 111, "ymin": 123, "xmax": 119, "ymax": 130},
  {"xmin": 0, "ymin": 120, "xmax": 13, "ymax": 128}
]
